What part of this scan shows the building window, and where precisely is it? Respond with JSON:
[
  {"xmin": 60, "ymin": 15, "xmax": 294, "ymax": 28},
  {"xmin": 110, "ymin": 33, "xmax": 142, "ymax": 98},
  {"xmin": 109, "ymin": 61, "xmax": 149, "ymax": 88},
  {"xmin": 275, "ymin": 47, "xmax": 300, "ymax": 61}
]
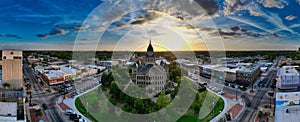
[
  {"xmin": 13, "ymin": 56, "xmax": 21, "ymax": 59},
  {"xmin": 3, "ymin": 56, "xmax": 6, "ymax": 59},
  {"xmin": 11, "ymin": 52, "xmax": 13, "ymax": 55}
]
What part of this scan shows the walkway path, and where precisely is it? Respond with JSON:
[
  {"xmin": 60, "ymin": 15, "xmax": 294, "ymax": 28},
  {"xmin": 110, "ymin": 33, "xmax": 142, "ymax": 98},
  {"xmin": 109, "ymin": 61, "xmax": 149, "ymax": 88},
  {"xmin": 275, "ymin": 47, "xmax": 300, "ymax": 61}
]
[
  {"xmin": 57, "ymin": 84, "xmax": 100, "ymax": 122},
  {"xmin": 209, "ymin": 88, "xmax": 245, "ymax": 122}
]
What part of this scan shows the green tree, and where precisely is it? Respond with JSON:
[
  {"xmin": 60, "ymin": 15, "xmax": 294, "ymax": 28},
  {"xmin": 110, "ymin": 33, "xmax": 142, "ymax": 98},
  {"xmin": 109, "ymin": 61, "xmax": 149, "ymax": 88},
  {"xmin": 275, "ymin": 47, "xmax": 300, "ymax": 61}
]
[
  {"xmin": 133, "ymin": 99, "xmax": 145, "ymax": 113},
  {"xmin": 156, "ymin": 92, "xmax": 171, "ymax": 108},
  {"xmin": 2, "ymin": 83, "xmax": 10, "ymax": 88},
  {"xmin": 109, "ymin": 81, "xmax": 121, "ymax": 100},
  {"xmin": 101, "ymin": 73, "xmax": 108, "ymax": 87}
]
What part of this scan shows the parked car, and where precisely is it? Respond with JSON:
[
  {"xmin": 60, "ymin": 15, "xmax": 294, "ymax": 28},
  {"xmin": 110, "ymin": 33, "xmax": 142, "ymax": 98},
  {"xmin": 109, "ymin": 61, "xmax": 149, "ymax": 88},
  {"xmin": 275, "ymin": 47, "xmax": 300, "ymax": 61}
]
[
  {"xmin": 69, "ymin": 113, "xmax": 81, "ymax": 120},
  {"xmin": 74, "ymin": 118, "xmax": 86, "ymax": 122},
  {"xmin": 218, "ymin": 91, "xmax": 225, "ymax": 95},
  {"xmin": 65, "ymin": 110, "xmax": 75, "ymax": 115},
  {"xmin": 42, "ymin": 103, "xmax": 47, "ymax": 110}
]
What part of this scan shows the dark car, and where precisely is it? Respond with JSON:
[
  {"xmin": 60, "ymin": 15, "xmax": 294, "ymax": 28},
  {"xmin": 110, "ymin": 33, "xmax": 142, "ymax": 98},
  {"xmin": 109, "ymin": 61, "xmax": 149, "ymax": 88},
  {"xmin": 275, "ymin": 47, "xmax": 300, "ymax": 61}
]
[
  {"xmin": 69, "ymin": 114, "xmax": 81, "ymax": 120},
  {"xmin": 225, "ymin": 113, "xmax": 231, "ymax": 121},
  {"xmin": 42, "ymin": 103, "xmax": 47, "ymax": 110}
]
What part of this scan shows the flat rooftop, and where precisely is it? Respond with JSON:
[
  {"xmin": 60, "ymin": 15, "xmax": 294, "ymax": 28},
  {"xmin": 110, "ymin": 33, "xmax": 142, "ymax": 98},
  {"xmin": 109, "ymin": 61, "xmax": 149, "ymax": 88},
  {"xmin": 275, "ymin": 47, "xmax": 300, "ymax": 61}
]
[
  {"xmin": 276, "ymin": 92, "xmax": 300, "ymax": 102},
  {"xmin": 0, "ymin": 102, "xmax": 17, "ymax": 116},
  {"xmin": 279, "ymin": 66, "xmax": 299, "ymax": 76},
  {"xmin": 275, "ymin": 105, "xmax": 300, "ymax": 122}
]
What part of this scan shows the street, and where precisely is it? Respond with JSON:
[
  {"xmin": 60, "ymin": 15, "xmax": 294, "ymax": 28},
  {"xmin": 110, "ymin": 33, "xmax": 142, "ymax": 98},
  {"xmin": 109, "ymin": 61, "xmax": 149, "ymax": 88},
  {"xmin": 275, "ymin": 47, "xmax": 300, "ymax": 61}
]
[
  {"xmin": 197, "ymin": 58, "xmax": 279, "ymax": 122},
  {"xmin": 24, "ymin": 63, "xmax": 69, "ymax": 122}
]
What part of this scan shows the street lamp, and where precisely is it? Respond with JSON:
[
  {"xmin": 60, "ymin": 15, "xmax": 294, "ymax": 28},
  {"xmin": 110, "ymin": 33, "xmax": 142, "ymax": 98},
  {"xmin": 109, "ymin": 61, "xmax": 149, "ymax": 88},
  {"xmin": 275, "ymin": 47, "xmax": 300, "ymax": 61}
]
[
  {"xmin": 86, "ymin": 102, "xmax": 89, "ymax": 116},
  {"xmin": 212, "ymin": 102, "xmax": 215, "ymax": 114}
]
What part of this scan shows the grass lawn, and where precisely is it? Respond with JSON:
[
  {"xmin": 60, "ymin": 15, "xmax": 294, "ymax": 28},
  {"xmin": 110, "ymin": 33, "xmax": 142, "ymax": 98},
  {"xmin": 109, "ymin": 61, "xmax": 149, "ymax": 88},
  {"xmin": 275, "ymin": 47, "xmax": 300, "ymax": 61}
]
[
  {"xmin": 178, "ymin": 91, "xmax": 224, "ymax": 122},
  {"xmin": 75, "ymin": 97, "xmax": 98, "ymax": 122},
  {"xmin": 199, "ymin": 98, "xmax": 224, "ymax": 122},
  {"xmin": 75, "ymin": 86, "xmax": 224, "ymax": 122},
  {"xmin": 177, "ymin": 114, "xmax": 199, "ymax": 122}
]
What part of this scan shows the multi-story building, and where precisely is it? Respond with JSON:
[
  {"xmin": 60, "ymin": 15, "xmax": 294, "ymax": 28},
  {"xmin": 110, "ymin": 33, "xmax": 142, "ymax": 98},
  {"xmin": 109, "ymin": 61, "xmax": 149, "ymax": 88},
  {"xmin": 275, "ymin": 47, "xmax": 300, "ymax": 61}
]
[
  {"xmin": 277, "ymin": 66, "xmax": 300, "ymax": 90},
  {"xmin": 235, "ymin": 64, "xmax": 260, "ymax": 85},
  {"xmin": 0, "ymin": 50, "xmax": 25, "ymax": 121},
  {"xmin": 199, "ymin": 63, "xmax": 260, "ymax": 86},
  {"xmin": 130, "ymin": 40, "xmax": 168, "ymax": 97},
  {"xmin": 0, "ymin": 50, "xmax": 23, "ymax": 88},
  {"xmin": 40, "ymin": 66, "xmax": 76, "ymax": 85}
]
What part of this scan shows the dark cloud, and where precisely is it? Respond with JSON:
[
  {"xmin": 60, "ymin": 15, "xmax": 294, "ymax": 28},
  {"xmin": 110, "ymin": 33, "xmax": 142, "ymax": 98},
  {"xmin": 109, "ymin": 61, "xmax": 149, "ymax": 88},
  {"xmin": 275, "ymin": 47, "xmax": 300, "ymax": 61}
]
[
  {"xmin": 0, "ymin": 33, "xmax": 22, "ymax": 39},
  {"xmin": 37, "ymin": 28, "xmax": 68, "ymax": 38},
  {"xmin": 194, "ymin": 0, "xmax": 219, "ymax": 15},
  {"xmin": 218, "ymin": 29, "xmax": 241, "ymax": 36},
  {"xmin": 130, "ymin": 20, "xmax": 145, "ymax": 25},
  {"xmin": 109, "ymin": 11, "xmax": 159, "ymax": 29},
  {"xmin": 37, "ymin": 23, "xmax": 90, "ymax": 38},
  {"xmin": 244, "ymin": 32, "xmax": 262, "ymax": 38},
  {"xmin": 230, "ymin": 26, "xmax": 240, "ymax": 31},
  {"xmin": 209, "ymin": 27, "xmax": 269, "ymax": 39},
  {"xmin": 55, "ymin": 23, "xmax": 89, "ymax": 31},
  {"xmin": 79, "ymin": 38, "xmax": 98, "ymax": 41}
]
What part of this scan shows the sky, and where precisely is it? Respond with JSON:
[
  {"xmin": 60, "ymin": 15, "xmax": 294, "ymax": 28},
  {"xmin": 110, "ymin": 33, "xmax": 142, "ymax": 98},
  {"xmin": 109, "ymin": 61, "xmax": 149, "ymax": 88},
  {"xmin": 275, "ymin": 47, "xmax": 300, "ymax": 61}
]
[{"xmin": 0, "ymin": 0, "xmax": 300, "ymax": 51}]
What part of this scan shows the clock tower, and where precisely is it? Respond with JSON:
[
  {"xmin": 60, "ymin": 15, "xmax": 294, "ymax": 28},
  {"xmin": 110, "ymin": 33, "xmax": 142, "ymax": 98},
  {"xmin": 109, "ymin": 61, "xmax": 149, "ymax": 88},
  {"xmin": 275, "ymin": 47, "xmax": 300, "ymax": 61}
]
[{"xmin": 145, "ymin": 39, "xmax": 155, "ymax": 64}]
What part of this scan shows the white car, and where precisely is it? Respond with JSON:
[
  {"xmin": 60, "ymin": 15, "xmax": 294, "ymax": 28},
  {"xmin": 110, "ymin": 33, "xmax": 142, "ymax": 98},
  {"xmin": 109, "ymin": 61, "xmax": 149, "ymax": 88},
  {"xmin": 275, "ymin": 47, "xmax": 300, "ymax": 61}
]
[
  {"xmin": 218, "ymin": 91, "xmax": 225, "ymax": 95},
  {"xmin": 79, "ymin": 119, "xmax": 86, "ymax": 122}
]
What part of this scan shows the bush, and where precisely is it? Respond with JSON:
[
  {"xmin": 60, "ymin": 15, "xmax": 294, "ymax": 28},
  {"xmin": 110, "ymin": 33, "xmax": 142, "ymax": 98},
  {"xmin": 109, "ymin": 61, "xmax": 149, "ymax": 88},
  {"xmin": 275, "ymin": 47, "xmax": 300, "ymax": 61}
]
[
  {"xmin": 36, "ymin": 109, "xmax": 43, "ymax": 116},
  {"xmin": 239, "ymin": 87, "xmax": 247, "ymax": 91},
  {"xmin": 268, "ymin": 92, "xmax": 274, "ymax": 97},
  {"xmin": 258, "ymin": 111, "xmax": 263, "ymax": 118}
]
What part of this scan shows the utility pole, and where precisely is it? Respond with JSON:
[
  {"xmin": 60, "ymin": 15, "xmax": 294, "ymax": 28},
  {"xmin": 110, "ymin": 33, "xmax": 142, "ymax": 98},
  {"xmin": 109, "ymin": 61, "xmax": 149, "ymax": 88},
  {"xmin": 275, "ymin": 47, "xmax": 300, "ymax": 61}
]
[
  {"xmin": 235, "ymin": 80, "xmax": 238, "ymax": 102},
  {"xmin": 29, "ymin": 91, "xmax": 32, "ymax": 106},
  {"xmin": 63, "ymin": 79, "xmax": 66, "ymax": 100}
]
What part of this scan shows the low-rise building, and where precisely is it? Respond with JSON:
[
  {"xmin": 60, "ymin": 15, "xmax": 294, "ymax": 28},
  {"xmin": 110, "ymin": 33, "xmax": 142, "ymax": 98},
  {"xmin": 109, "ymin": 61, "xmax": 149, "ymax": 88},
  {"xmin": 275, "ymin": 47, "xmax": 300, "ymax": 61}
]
[
  {"xmin": 96, "ymin": 60, "xmax": 119, "ymax": 70},
  {"xmin": 275, "ymin": 92, "xmax": 300, "ymax": 122},
  {"xmin": 0, "ymin": 102, "xmax": 18, "ymax": 121},
  {"xmin": 277, "ymin": 66, "xmax": 300, "ymax": 90},
  {"xmin": 199, "ymin": 63, "xmax": 260, "ymax": 86},
  {"xmin": 39, "ymin": 66, "xmax": 76, "ymax": 85}
]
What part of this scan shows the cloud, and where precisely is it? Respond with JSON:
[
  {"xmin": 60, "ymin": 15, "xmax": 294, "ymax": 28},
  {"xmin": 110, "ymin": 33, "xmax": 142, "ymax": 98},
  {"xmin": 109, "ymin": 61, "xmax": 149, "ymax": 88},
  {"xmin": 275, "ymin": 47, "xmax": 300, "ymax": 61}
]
[
  {"xmin": 265, "ymin": 12, "xmax": 295, "ymax": 34},
  {"xmin": 208, "ymin": 26, "xmax": 273, "ymax": 39},
  {"xmin": 248, "ymin": 6, "xmax": 262, "ymax": 16},
  {"xmin": 55, "ymin": 23, "xmax": 90, "ymax": 31},
  {"xmin": 290, "ymin": 24, "xmax": 300, "ymax": 28},
  {"xmin": 230, "ymin": 26, "xmax": 240, "ymax": 31},
  {"xmin": 194, "ymin": 0, "xmax": 219, "ymax": 15},
  {"xmin": 227, "ymin": 16, "xmax": 274, "ymax": 33},
  {"xmin": 257, "ymin": 0, "xmax": 288, "ymax": 8},
  {"xmin": 37, "ymin": 23, "xmax": 90, "ymax": 38},
  {"xmin": 37, "ymin": 28, "xmax": 68, "ymax": 38},
  {"xmin": 222, "ymin": 0, "xmax": 288, "ymax": 16},
  {"xmin": 285, "ymin": 15, "xmax": 297, "ymax": 21},
  {"xmin": 223, "ymin": 0, "xmax": 251, "ymax": 15},
  {"xmin": 0, "ymin": 33, "xmax": 22, "ymax": 39}
]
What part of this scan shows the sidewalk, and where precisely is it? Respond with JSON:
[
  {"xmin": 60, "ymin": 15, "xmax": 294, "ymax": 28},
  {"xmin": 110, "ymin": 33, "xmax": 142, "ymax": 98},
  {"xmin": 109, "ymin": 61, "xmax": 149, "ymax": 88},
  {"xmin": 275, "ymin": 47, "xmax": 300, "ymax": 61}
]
[
  {"xmin": 209, "ymin": 89, "xmax": 244, "ymax": 122},
  {"xmin": 58, "ymin": 84, "xmax": 100, "ymax": 122}
]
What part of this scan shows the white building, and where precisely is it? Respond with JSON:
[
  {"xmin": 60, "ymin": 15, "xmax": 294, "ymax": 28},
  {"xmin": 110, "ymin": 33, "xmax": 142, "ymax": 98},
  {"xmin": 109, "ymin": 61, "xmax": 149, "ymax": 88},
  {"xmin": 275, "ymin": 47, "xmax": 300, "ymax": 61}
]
[
  {"xmin": 277, "ymin": 66, "xmax": 300, "ymax": 89},
  {"xmin": 0, "ymin": 102, "xmax": 21, "ymax": 122},
  {"xmin": 275, "ymin": 92, "xmax": 300, "ymax": 122}
]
